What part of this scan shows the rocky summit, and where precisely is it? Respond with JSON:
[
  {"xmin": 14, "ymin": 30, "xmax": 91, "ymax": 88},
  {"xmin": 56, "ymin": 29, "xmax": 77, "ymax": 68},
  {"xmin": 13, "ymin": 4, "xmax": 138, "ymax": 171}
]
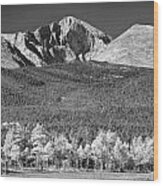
[
  {"xmin": 1, "ymin": 16, "xmax": 112, "ymax": 69},
  {"xmin": 1, "ymin": 16, "xmax": 153, "ymax": 69}
]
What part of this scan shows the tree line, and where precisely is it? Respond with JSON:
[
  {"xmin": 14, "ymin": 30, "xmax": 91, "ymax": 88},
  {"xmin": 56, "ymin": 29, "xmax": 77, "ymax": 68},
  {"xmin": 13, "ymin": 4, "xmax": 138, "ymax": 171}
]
[{"xmin": 1, "ymin": 121, "xmax": 153, "ymax": 174}]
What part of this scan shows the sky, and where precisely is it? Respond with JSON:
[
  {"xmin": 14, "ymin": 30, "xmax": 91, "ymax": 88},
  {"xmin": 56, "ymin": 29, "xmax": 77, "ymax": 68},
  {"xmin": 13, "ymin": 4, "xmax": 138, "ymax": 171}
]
[{"xmin": 1, "ymin": 1, "xmax": 154, "ymax": 39}]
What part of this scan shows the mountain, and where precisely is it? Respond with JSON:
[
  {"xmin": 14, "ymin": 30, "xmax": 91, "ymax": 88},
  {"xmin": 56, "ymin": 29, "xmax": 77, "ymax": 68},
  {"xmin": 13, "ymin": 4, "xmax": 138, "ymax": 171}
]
[
  {"xmin": 1, "ymin": 17, "xmax": 153, "ymax": 69},
  {"xmin": 1, "ymin": 16, "xmax": 111, "ymax": 69},
  {"xmin": 92, "ymin": 24, "xmax": 154, "ymax": 68},
  {"xmin": 1, "ymin": 36, "xmax": 20, "ymax": 69},
  {"xmin": 1, "ymin": 18, "xmax": 154, "ymax": 142}
]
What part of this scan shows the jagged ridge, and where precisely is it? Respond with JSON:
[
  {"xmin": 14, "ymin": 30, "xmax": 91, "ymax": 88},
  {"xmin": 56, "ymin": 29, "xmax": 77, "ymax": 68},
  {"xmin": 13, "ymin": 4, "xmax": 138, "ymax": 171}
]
[
  {"xmin": 1, "ymin": 17, "xmax": 153, "ymax": 69},
  {"xmin": 1, "ymin": 16, "xmax": 112, "ymax": 69}
]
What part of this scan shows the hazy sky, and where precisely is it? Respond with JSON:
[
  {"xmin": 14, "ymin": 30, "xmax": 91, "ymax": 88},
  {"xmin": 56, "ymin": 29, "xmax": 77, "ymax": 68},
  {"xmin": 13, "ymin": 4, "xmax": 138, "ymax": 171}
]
[{"xmin": 1, "ymin": 1, "xmax": 154, "ymax": 38}]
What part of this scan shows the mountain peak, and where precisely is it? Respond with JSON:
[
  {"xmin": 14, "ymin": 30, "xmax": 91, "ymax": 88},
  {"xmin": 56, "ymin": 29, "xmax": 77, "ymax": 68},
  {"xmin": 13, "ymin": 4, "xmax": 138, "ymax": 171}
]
[
  {"xmin": 58, "ymin": 15, "xmax": 109, "ymax": 38},
  {"xmin": 92, "ymin": 24, "xmax": 153, "ymax": 68},
  {"xmin": 1, "ymin": 14, "xmax": 153, "ymax": 69},
  {"xmin": 130, "ymin": 24, "xmax": 154, "ymax": 30},
  {"xmin": 60, "ymin": 15, "xmax": 78, "ymax": 22},
  {"xmin": 1, "ymin": 16, "xmax": 112, "ymax": 68}
]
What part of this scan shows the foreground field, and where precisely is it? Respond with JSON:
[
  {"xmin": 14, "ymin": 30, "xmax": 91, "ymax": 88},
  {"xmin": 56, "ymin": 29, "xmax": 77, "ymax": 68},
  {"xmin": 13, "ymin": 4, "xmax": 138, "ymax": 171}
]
[{"xmin": 3, "ymin": 170, "xmax": 153, "ymax": 181}]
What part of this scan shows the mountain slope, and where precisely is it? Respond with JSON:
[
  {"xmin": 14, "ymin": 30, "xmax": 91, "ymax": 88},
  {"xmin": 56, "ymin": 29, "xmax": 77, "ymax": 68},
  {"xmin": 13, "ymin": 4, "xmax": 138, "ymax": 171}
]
[
  {"xmin": 92, "ymin": 24, "xmax": 154, "ymax": 68},
  {"xmin": 1, "ymin": 36, "xmax": 20, "ymax": 69},
  {"xmin": 1, "ymin": 63, "xmax": 154, "ymax": 140},
  {"xmin": 1, "ymin": 16, "xmax": 111, "ymax": 68}
]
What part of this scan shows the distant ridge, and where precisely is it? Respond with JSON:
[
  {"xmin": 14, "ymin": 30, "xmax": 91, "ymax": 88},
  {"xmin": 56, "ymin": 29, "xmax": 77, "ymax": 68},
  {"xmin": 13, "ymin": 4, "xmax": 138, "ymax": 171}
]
[{"xmin": 92, "ymin": 24, "xmax": 154, "ymax": 68}]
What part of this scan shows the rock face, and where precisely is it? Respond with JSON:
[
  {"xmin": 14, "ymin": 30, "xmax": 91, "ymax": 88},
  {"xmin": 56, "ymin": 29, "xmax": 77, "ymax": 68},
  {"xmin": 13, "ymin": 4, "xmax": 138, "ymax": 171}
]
[
  {"xmin": 1, "ymin": 16, "xmax": 111, "ymax": 69},
  {"xmin": 1, "ymin": 36, "xmax": 20, "ymax": 69},
  {"xmin": 1, "ymin": 17, "xmax": 153, "ymax": 69},
  {"xmin": 92, "ymin": 24, "xmax": 154, "ymax": 68}
]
